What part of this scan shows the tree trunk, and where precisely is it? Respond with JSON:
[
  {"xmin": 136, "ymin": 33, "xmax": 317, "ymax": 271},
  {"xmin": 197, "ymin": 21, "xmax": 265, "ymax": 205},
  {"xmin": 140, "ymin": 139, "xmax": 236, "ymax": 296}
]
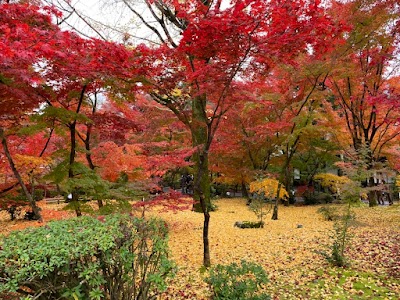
[
  {"xmin": 69, "ymin": 123, "xmax": 82, "ymax": 217},
  {"xmin": 271, "ymin": 200, "xmax": 278, "ymax": 220},
  {"xmin": 191, "ymin": 94, "xmax": 211, "ymax": 212},
  {"xmin": 0, "ymin": 128, "xmax": 42, "ymax": 221},
  {"xmin": 191, "ymin": 94, "xmax": 211, "ymax": 267},
  {"xmin": 284, "ymin": 165, "xmax": 292, "ymax": 206},
  {"xmin": 271, "ymin": 181, "xmax": 282, "ymax": 220},
  {"xmin": 242, "ymin": 180, "xmax": 250, "ymax": 202},
  {"xmin": 68, "ymin": 85, "xmax": 87, "ymax": 216},
  {"xmin": 192, "ymin": 151, "xmax": 211, "ymax": 267},
  {"xmin": 84, "ymin": 99, "xmax": 103, "ymax": 208},
  {"xmin": 368, "ymin": 190, "xmax": 378, "ymax": 207},
  {"xmin": 203, "ymin": 210, "xmax": 211, "ymax": 267},
  {"xmin": 366, "ymin": 174, "xmax": 379, "ymax": 207},
  {"xmin": 71, "ymin": 192, "xmax": 82, "ymax": 217},
  {"xmin": 192, "ymin": 152, "xmax": 211, "ymax": 212}
]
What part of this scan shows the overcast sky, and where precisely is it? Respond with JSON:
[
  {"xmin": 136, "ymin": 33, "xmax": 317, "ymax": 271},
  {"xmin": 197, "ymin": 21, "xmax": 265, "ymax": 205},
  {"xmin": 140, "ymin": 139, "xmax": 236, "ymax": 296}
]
[{"xmin": 56, "ymin": 0, "xmax": 163, "ymax": 44}]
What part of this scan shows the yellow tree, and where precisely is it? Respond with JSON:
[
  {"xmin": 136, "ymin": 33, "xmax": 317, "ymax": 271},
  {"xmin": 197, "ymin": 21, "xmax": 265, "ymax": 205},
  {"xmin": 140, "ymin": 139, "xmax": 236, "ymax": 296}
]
[
  {"xmin": 249, "ymin": 178, "xmax": 289, "ymax": 200},
  {"xmin": 249, "ymin": 178, "xmax": 289, "ymax": 223}
]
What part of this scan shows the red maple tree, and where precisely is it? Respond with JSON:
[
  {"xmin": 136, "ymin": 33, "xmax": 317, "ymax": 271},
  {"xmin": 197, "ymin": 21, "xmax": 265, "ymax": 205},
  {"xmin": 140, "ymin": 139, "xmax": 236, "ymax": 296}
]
[
  {"xmin": 114, "ymin": 0, "xmax": 343, "ymax": 266},
  {"xmin": 0, "ymin": 3, "xmax": 72, "ymax": 220}
]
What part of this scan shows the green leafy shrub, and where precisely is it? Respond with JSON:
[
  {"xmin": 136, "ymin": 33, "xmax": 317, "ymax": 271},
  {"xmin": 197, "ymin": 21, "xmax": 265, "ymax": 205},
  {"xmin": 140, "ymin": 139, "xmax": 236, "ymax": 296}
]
[
  {"xmin": 108, "ymin": 184, "xmax": 148, "ymax": 201},
  {"xmin": 234, "ymin": 221, "xmax": 264, "ymax": 229},
  {"xmin": 209, "ymin": 199, "xmax": 218, "ymax": 212},
  {"xmin": 205, "ymin": 260, "xmax": 270, "ymax": 300},
  {"xmin": 249, "ymin": 192, "xmax": 271, "ymax": 226},
  {"xmin": 96, "ymin": 199, "xmax": 132, "ymax": 215},
  {"xmin": 0, "ymin": 214, "xmax": 176, "ymax": 299},
  {"xmin": 317, "ymin": 204, "xmax": 355, "ymax": 267},
  {"xmin": 315, "ymin": 175, "xmax": 359, "ymax": 267}
]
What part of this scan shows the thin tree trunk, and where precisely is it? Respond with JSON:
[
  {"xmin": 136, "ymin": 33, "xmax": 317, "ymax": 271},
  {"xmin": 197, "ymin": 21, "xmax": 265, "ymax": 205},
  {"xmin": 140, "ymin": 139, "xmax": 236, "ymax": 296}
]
[
  {"xmin": 68, "ymin": 123, "xmax": 82, "ymax": 217},
  {"xmin": 271, "ymin": 202, "xmax": 278, "ymax": 220},
  {"xmin": 85, "ymin": 93, "xmax": 103, "ymax": 208},
  {"xmin": 271, "ymin": 181, "xmax": 282, "ymax": 220},
  {"xmin": 242, "ymin": 180, "xmax": 251, "ymax": 205},
  {"xmin": 84, "ymin": 126, "xmax": 103, "ymax": 208},
  {"xmin": 242, "ymin": 180, "xmax": 249, "ymax": 198},
  {"xmin": 192, "ymin": 152, "xmax": 211, "ymax": 212},
  {"xmin": 68, "ymin": 85, "xmax": 87, "ymax": 217},
  {"xmin": 0, "ymin": 128, "xmax": 42, "ymax": 221},
  {"xmin": 193, "ymin": 156, "xmax": 211, "ymax": 267},
  {"xmin": 192, "ymin": 150, "xmax": 211, "ymax": 267},
  {"xmin": 191, "ymin": 94, "xmax": 211, "ymax": 212},
  {"xmin": 284, "ymin": 165, "xmax": 291, "ymax": 206},
  {"xmin": 191, "ymin": 94, "xmax": 211, "ymax": 267},
  {"xmin": 203, "ymin": 210, "xmax": 211, "ymax": 267}
]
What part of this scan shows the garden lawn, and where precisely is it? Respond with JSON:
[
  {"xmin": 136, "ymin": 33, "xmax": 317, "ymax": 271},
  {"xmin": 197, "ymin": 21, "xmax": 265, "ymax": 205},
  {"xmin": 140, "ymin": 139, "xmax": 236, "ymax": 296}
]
[
  {"xmin": 152, "ymin": 198, "xmax": 400, "ymax": 300},
  {"xmin": 1, "ymin": 198, "xmax": 399, "ymax": 299}
]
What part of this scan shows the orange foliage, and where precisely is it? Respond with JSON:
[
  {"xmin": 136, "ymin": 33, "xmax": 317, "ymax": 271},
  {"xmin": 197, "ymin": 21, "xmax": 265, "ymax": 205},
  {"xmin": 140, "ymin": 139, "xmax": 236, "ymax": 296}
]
[{"xmin": 91, "ymin": 141, "xmax": 146, "ymax": 182}]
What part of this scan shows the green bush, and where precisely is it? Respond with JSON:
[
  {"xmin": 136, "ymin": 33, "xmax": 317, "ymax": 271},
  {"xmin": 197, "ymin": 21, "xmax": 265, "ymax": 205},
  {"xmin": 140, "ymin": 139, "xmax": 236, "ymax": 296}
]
[
  {"xmin": 0, "ymin": 214, "xmax": 176, "ymax": 299},
  {"xmin": 317, "ymin": 205, "xmax": 355, "ymax": 267},
  {"xmin": 96, "ymin": 199, "xmax": 132, "ymax": 215},
  {"xmin": 249, "ymin": 192, "xmax": 270, "ymax": 226},
  {"xmin": 304, "ymin": 191, "xmax": 333, "ymax": 205},
  {"xmin": 317, "ymin": 205, "xmax": 340, "ymax": 221},
  {"xmin": 234, "ymin": 221, "xmax": 264, "ymax": 229},
  {"xmin": 205, "ymin": 260, "xmax": 270, "ymax": 300},
  {"xmin": 209, "ymin": 199, "xmax": 218, "ymax": 212}
]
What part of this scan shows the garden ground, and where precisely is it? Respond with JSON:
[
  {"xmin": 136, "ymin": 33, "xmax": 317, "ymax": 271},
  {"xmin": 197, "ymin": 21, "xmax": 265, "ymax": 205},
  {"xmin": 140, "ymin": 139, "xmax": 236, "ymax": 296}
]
[{"xmin": 1, "ymin": 198, "xmax": 399, "ymax": 299}]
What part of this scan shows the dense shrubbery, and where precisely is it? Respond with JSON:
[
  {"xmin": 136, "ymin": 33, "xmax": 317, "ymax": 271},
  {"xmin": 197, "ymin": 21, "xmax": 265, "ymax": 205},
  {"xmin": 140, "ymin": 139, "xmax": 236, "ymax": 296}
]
[
  {"xmin": 0, "ymin": 214, "xmax": 176, "ymax": 299},
  {"xmin": 304, "ymin": 191, "xmax": 334, "ymax": 205},
  {"xmin": 205, "ymin": 260, "xmax": 270, "ymax": 300}
]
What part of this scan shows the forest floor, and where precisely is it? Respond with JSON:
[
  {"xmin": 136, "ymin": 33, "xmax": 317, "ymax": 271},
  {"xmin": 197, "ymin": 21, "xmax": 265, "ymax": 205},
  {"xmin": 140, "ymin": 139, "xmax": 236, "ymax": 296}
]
[{"xmin": 1, "ymin": 198, "xmax": 399, "ymax": 299}]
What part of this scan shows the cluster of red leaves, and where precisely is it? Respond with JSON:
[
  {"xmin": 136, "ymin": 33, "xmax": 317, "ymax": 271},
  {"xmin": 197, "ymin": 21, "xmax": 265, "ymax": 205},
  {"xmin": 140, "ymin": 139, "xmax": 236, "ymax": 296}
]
[{"xmin": 350, "ymin": 228, "xmax": 400, "ymax": 278}]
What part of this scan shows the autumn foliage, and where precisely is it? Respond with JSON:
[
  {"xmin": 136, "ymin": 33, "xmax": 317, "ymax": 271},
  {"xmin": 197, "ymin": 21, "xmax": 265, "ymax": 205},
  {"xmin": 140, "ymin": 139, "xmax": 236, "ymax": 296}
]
[{"xmin": 1, "ymin": 0, "xmax": 400, "ymax": 277}]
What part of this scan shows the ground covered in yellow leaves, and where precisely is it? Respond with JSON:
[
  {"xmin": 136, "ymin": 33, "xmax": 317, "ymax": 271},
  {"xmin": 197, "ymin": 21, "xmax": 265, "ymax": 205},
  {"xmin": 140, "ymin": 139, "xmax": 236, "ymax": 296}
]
[
  {"xmin": 1, "ymin": 198, "xmax": 399, "ymax": 299},
  {"xmin": 154, "ymin": 198, "xmax": 400, "ymax": 299}
]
